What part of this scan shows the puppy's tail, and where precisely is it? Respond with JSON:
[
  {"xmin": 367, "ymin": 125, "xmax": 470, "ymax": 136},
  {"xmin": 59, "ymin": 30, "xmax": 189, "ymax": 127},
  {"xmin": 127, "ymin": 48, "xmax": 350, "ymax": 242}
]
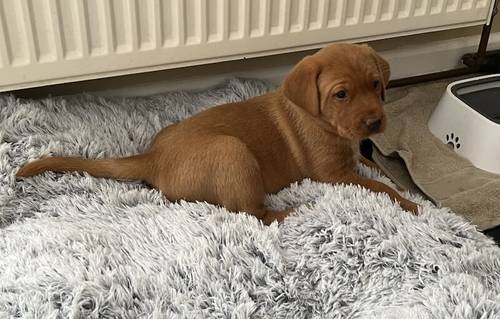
[{"xmin": 16, "ymin": 154, "xmax": 150, "ymax": 181}]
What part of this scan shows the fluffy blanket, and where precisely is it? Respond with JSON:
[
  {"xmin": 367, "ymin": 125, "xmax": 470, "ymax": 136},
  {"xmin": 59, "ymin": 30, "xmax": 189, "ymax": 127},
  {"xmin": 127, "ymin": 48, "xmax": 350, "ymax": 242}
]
[{"xmin": 0, "ymin": 79, "xmax": 499, "ymax": 318}]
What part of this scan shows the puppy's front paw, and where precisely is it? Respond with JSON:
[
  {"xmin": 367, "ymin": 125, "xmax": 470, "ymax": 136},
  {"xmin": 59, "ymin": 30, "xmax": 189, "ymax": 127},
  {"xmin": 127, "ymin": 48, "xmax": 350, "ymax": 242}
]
[
  {"xmin": 395, "ymin": 185, "xmax": 407, "ymax": 192},
  {"xmin": 400, "ymin": 199, "xmax": 419, "ymax": 215}
]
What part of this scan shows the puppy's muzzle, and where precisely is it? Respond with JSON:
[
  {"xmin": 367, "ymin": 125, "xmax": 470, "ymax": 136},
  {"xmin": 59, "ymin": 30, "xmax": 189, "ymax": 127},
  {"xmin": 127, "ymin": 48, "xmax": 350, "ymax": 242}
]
[{"xmin": 365, "ymin": 118, "xmax": 382, "ymax": 133}]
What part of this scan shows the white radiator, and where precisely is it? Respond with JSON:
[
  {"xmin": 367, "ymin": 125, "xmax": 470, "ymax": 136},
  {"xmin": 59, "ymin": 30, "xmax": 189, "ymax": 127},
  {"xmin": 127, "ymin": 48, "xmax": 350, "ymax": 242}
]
[{"xmin": 0, "ymin": 0, "xmax": 496, "ymax": 92}]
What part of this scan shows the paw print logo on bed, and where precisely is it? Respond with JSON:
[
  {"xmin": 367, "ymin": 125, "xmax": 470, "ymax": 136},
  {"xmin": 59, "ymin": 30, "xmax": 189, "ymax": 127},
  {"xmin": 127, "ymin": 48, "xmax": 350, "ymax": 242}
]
[{"xmin": 445, "ymin": 133, "xmax": 461, "ymax": 150}]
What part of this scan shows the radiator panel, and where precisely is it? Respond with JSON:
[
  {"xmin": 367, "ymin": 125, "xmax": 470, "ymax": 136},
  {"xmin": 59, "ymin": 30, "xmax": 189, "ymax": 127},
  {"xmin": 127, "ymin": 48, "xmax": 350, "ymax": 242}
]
[{"xmin": 0, "ymin": 0, "xmax": 494, "ymax": 91}]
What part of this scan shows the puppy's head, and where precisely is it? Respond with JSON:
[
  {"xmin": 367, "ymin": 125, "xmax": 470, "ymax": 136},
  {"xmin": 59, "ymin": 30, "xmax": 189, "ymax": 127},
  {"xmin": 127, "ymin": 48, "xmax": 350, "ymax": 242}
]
[{"xmin": 282, "ymin": 43, "xmax": 390, "ymax": 141}]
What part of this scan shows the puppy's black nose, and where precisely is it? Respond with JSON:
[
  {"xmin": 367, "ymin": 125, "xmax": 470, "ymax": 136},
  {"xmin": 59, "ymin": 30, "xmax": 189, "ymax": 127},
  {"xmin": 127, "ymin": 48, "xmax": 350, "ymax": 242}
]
[{"xmin": 366, "ymin": 118, "xmax": 382, "ymax": 132}]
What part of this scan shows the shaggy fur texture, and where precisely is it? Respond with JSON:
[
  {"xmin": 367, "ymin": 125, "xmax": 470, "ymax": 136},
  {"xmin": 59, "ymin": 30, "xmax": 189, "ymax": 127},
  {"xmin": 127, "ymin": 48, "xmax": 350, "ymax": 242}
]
[{"xmin": 1, "ymin": 79, "xmax": 499, "ymax": 318}]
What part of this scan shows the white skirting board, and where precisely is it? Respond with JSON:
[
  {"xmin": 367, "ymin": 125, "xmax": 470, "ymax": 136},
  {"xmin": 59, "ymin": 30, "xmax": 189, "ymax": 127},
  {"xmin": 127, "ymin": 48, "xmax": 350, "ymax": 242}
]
[{"xmin": 0, "ymin": 0, "xmax": 497, "ymax": 92}]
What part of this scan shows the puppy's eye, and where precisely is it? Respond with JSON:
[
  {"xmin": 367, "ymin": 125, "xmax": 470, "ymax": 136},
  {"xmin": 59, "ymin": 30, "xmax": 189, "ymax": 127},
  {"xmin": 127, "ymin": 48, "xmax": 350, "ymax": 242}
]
[
  {"xmin": 335, "ymin": 90, "xmax": 348, "ymax": 100},
  {"xmin": 373, "ymin": 80, "xmax": 380, "ymax": 89}
]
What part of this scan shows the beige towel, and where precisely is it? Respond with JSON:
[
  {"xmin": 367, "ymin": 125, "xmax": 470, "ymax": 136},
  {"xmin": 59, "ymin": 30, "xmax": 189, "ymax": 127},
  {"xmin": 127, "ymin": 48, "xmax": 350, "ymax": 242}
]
[{"xmin": 370, "ymin": 79, "xmax": 500, "ymax": 231}]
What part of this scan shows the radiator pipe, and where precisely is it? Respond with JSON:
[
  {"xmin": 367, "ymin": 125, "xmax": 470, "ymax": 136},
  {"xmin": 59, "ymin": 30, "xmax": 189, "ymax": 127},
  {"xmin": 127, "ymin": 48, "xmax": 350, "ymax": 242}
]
[{"xmin": 388, "ymin": 0, "xmax": 499, "ymax": 88}]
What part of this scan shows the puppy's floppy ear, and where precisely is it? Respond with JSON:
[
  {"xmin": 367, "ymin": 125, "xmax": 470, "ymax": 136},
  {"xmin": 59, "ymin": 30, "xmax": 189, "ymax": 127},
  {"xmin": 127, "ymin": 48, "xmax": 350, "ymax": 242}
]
[
  {"xmin": 373, "ymin": 54, "xmax": 390, "ymax": 101},
  {"xmin": 282, "ymin": 56, "xmax": 321, "ymax": 115},
  {"xmin": 361, "ymin": 44, "xmax": 391, "ymax": 101}
]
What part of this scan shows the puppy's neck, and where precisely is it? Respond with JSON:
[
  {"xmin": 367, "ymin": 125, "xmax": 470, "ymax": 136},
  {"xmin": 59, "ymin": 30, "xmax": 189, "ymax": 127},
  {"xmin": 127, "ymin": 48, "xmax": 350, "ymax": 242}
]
[
  {"xmin": 273, "ymin": 92, "xmax": 358, "ymax": 174},
  {"xmin": 278, "ymin": 93, "xmax": 350, "ymax": 140}
]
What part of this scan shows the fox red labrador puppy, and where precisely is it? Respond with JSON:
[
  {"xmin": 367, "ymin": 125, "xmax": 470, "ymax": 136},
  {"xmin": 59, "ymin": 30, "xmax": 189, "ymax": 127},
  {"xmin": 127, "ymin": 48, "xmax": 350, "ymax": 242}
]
[{"xmin": 17, "ymin": 43, "xmax": 419, "ymax": 224}]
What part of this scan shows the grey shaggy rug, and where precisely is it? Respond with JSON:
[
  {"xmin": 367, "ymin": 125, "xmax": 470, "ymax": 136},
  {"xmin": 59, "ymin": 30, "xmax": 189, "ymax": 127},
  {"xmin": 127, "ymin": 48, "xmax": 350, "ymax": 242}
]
[{"xmin": 1, "ymin": 78, "xmax": 500, "ymax": 318}]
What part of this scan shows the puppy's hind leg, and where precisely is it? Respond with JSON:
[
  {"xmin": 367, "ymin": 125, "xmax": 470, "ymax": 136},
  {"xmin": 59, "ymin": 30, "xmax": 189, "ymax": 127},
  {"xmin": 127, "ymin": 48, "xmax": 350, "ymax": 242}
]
[
  {"xmin": 259, "ymin": 208, "xmax": 293, "ymax": 225},
  {"xmin": 210, "ymin": 136, "xmax": 292, "ymax": 225}
]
